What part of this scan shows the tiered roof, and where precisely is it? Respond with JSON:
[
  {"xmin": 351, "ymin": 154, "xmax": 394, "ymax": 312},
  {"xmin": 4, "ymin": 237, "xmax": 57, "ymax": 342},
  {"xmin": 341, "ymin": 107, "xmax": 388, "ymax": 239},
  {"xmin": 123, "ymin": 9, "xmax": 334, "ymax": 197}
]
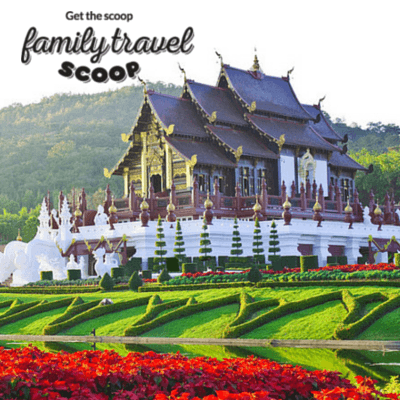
[{"xmin": 110, "ymin": 57, "xmax": 365, "ymax": 174}]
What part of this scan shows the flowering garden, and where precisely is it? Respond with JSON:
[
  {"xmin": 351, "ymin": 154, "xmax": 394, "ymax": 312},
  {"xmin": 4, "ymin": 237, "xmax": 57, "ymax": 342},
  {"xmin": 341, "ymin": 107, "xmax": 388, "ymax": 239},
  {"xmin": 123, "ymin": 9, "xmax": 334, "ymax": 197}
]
[{"xmin": 0, "ymin": 346, "xmax": 398, "ymax": 400}]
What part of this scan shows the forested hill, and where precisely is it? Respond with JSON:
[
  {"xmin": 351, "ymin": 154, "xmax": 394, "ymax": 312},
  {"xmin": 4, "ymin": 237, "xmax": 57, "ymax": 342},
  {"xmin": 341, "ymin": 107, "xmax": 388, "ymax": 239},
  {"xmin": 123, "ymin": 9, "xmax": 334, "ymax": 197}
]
[{"xmin": 0, "ymin": 82, "xmax": 399, "ymax": 213}]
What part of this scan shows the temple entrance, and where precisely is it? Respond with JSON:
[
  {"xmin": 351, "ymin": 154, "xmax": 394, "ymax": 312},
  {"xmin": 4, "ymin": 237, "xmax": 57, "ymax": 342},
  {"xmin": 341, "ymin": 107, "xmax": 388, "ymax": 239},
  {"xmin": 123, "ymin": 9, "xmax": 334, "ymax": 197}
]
[{"xmin": 151, "ymin": 174, "xmax": 162, "ymax": 194}]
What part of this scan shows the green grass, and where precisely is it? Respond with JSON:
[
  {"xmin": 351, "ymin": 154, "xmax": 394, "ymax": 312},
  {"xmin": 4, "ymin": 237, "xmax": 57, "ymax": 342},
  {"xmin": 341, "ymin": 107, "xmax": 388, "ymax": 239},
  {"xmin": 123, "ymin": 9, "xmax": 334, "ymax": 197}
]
[
  {"xmin": 143, "ymin": 304, "xmax": 239, "ymax": 338},
  {"xmin": 0, "ymin": 307, "xmax": 68, "ymax": 335},
  {"xmin": 241, "ymin": 301, "xmax": 347, "ymax": 339},
  {"xmin": 357, "ymin": 306, "xmax": 400, "ymax": 340},
  {"xmin": 0, "ymin": 286, "xmax": 399, "ymax": 340}
]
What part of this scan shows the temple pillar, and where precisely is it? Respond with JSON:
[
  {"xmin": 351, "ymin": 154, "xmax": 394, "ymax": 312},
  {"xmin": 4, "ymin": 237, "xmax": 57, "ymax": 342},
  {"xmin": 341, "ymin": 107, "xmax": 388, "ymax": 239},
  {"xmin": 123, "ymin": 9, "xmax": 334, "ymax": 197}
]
[
  {"xmin": 123, "ymin": 167, "xmax": 130, "ymax": 197},
  {"xmin": 344, "ymin": 237, "xmax": 363, "ymax": 265},
  {"xmin": 313, "ymin": 236, "xmax": 330, "ymax": 267}
]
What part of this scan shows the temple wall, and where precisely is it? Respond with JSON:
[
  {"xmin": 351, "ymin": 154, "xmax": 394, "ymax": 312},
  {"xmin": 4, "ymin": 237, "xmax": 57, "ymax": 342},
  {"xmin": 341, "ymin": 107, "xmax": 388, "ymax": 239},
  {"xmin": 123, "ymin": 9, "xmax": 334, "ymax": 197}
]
[
  {"xmin": 279, "ymin": 155, "xmax": 295, "ymax": 188},
  {"xmin": 67, "ymin": 218, "xmax": 400, "ymax": 269}
]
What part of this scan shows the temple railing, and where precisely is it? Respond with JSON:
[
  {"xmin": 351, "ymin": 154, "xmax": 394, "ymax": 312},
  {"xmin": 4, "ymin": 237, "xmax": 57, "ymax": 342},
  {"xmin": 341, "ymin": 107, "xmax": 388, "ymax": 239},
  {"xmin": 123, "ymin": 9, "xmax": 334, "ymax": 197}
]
[{"xmin": 54, "ymin": 179, "xmax": 400, "ymax": 228}]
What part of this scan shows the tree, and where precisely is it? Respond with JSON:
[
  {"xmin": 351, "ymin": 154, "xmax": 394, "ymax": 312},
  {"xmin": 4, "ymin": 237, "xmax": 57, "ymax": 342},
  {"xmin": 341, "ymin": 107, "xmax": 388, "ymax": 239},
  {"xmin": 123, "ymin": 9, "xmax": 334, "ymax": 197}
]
[
  {"xmin": 268, "ymin": 220, "xmax": 280, "ymax": 257},
  {"xmin": 199, "ymin": 218, "xmax": 212, "ymax": 266},
  {"xmin": 128, "ymin": 271, "xmax": 143, "ymax": 291},
  {"xmin": 99, "ymin": 272, "xmax": 114, "ymax": 291},
  {"xmin": 230, "ymin": 217, "xmax": 243, "ymax": 260},
  {"xmin": 252, "ymin": 217, "xmax": 264, "ymax": 265},
  {"xmin": 154, "ymin": 215, "xmax": 167, "ymax": 270},
  {"xmin": 157, "ymin": 268, "xmax": 171, "ymax": 283},
  {"xmin": 173, "ymin": 219, "xmax": 186, "ymax": 267}
]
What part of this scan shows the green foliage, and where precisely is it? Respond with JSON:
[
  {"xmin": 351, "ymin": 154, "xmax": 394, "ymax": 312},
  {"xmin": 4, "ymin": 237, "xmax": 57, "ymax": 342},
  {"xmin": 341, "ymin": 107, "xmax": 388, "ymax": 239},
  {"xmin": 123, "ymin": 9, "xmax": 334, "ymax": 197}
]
[
  {"xmin": 230, "ymin": 217, "xmax": 243, "ymax": 258},
  {"xmin": 157, "ymin": 268, "xmax": 172, "ymax": 283},
  {"xmin": 122, "ymin": 258, "xmax": 142, "ymax": 276},
  {"xmin": 252, "ymin": 217, "xmax": 264, "ymax": 264},
  {"xmin": 395, "ymin": 253, "xmax": 400, "ymax": 267},
  {"xmin": 128, "ymin": 271, "xmax": 143, "ymax": 291},
  {"xmin": 268, "ymin": 220, "xmax": 280, "ymax": 256},
  {"xmin": 111, "ymin": 267, "xmax": 125, "ymax": 279},
  {"xmin": 173, "ymin": 219, "xmax": 186, "ymax": 266},
  {"xmin": 154, "ymin": 215, "xmax": 167, "ymax": 269},
  {"xmin": 300, "ymin": 255, "xmax": 319, "ymax": 272},
  {"xmin": 40, "ymin": 271, "xmax": 53, "ymax": 281},
  {"xmin": 199, "ymin": 218, "xmax": 212, "ymax": 263},
  {"xmin": 67, "ymin": 269, "xmax": 82, "ymax": 281},
  {"xmin": 182, "ymin": 263, "xmax": 197, "ymax": 274},
  {"xmin": 247, "ymin": 265, "xmax": 262, "ymax": 283},
  {"xmin": 99, "ymin": 273, "xmax": 114, "ymax": 291}
]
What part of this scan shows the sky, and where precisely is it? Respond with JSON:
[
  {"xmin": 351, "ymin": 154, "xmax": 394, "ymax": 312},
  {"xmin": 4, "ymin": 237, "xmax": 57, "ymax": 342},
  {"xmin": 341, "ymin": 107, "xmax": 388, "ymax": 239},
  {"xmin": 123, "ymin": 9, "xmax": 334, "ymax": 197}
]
[{"xmin": 1, "ymin": 0, "xmax": 399, "ymax": 127}]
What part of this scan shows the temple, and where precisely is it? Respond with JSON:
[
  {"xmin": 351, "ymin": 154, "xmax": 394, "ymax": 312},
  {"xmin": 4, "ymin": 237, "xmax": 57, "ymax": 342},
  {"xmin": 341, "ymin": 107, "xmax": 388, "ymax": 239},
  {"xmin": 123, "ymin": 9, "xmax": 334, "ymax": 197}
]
[{"xmin": 105, "ymin": 55, "xmax": 365, "ymax": 208}]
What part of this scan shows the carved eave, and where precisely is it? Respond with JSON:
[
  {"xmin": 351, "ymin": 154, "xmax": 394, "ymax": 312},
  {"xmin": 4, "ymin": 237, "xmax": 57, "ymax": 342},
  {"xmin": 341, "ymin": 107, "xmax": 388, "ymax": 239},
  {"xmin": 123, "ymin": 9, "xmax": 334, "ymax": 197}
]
[
  {"xmin": 217, "ymin": 66, "xmax": 258, "ymax": 115},
  {"xmin": 204, "ymin": 125, "xmax": 243, "ymax": 165},
  {"xmin": 243, "ymin": 113, "xmax": 280, "ymax": 152},
  {"xmin": 105, "ymin": 141, "xmax": 136, "ymax": 177}
]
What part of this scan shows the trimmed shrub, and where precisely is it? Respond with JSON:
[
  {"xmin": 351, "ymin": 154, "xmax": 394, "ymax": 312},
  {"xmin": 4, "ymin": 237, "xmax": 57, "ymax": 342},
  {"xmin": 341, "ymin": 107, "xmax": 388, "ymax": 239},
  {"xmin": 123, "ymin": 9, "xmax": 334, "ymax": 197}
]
[
  {"xmin": 99, "ymin": 273, "xmax": 114, "ymax": 291},
  {"xmin": 182, "ymin": 263, "xmax": 197, "ymax": 273},
  {"xmin": 141, "ymin": 270, "xmax": 152, "ymax": 280},
  {"xmin": 173, "ymin": 219, "xmax": 186, "ymax": 267},
  {"xmin": 395, "ymin": 253, "xmax": 400, "ymax": 267},
  {"xmin": 280, "ymin": 256, "xmax": 299, "ymax": 269},
  {"xmin": 252, "ymin": 217, "xmax": 264, "ymax": 264},
  {"xmin": 122, "ymin": 257, "xmax": 142, "ymax": 276},
  {"xmin": 268, "ymin": 255, "xmax": 282, "ymax": 271},
  {"xmin": 157, "ymin": 268, "xmax": 172, "ymax": 283},
  {"xmin": 218, "ymin": 256, "xmax": 229, "ymax": 268},
  {"xmin": 199, "ymin": 218, "xmax": 212, "ymax": 264},
  {"xmin": 128, "ymin": 271, "xmax": 143, "ymax": 291},
  {"xmin": 111, "ymin": 267, "xmax": 125, "ymax": 279},
  {"xmin": 268, "ymin": 220, "xmax": 280, "ymax": 257},
  {"xmin": 247, "ymin": 265, "xmax": 262, "ymax": 283},
  {"xmin": 230, "ymin": 217, "xmax": 243, "ymax": 259},
  {"xmin": 154, "ymin": 215, "xmax": 167, "ymax": 269},
  {"xmin": 300, "ymin": 255, "xmax": 318, "ymax": 272},
  {"xmin": 40, "ymin": 271, "xmax": 53, "ymax": 281},
  {"xmin": 138, "ymin": 281, "xmax": 251, "ymax": 292},
  {"xmin": 327, "ymin": 256, "xmax": 348, "ymax": 266},
  {"xmin": 67, "ymin": 269, "xmax": 82, "ymax": 281},
  {"xmin": 166, "ymin": 257, "xmax": 179, "ymax": 272}
]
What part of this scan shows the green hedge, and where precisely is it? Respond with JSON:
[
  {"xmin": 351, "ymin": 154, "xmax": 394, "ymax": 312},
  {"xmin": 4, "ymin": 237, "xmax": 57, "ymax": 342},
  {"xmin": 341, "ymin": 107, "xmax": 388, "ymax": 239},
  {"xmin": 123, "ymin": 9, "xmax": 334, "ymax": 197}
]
[
  {"xmin": 300, "ymin": 255, "xmax": 318, "ymax": 272},
  {"xmin": 138, "ymin": 281, "xmax": 252, "ymax": 292},
  {"xmin": 40, "ymin": 271, "xmax": 53, "ymax": 281},
  {"xmin": 43, "ymin": 296, "xmax": 152, "ymax": 335},
  {"xmin": 268, "ymin": 255, "xmax": 281, "ymax": 271},
  {"xmin": 334, "ymin": 294, "xmax": 400, "ymax": 339},
  {"xmin": 280, "ymin": 256, "xmax": 299, "ymax": 269},
  {"xmin": 0, "ymin": 287, "xmax": 101, "ymax": 294},
  {"xmin": 1, "ymin": 300, "xmax": 42, "ymax": 317},
  {"xmin": 395, "ymin": 254, "xmax": 400, "ymax": 267},
  {"xmin": 166, "ymin": 257, "xmax": 180, "ymax": 272},
  {"xmin": 256, "ymin": 280, "xmax": 400, "ymax": 289},
  {"xmin": 125, "ymin": 293, "xmax": 240, "ymax": 336},
  {"xmin": 327, "ymin": 256, "xmax": 348, "ymax": 266},
  {"xmin": 0, "ymin": 298, "xmax": 74, "ymax": 329},
  {"xmin": 142, "ymin": 270, "xmax": 152, "ymax": 280},
  {"xmin": 182, "ymin": 263, "xmax": 197, "ymax": 273},
  {"xmin": 123, "ymin": 257, "xmax": 142, "ymax": 276},
  {"xmin": 223, "ymin": 291, "xmax": 342, "ymax": 338},
  {"xmin": 67, "ymin": 269, "xmax": 82, "ymax": 281},
  {"xmin": 218, "ymin": 256, "xmax": 229, "ymax": 268},
  {"xmin": 111, "ymin": 268, "xmax": 125, "ymax": 279}
]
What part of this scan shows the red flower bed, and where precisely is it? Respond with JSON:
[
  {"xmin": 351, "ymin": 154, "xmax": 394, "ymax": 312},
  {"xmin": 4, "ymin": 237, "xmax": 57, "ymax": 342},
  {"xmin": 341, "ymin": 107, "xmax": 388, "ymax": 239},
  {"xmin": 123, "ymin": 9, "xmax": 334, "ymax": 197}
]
[
  {"xmin": 0, "ymin": 347, "xmax": 397, "ymax": 400},
  {"xmin": 181, "ymin": 263, "xmax": 399, "ymax": 279}
]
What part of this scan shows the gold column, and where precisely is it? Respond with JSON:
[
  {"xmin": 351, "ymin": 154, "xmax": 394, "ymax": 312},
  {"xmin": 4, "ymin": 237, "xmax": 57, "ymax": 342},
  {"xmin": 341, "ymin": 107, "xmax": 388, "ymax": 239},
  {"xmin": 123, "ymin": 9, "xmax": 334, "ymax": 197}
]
[
  {"xmin": 141, "ymin": 133, "xmax": 148, "ymax": 196},
  {"xmin": 123, "ymin": 167, "xmax": 130, "ymax": 197},
  {"xmin": 166, "ymin": 146, "xmax": 172, "ymax": 189},
  {"xmin": 185, "ymin": 155, "xmax": 197, "ymax": 188}
]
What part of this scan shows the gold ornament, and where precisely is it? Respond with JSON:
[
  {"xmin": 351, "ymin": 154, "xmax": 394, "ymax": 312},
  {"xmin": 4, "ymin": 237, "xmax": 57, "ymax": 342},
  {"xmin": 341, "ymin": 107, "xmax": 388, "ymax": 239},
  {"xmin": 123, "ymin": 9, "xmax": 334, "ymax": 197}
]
[
  {"xmin": 204, "ymin": 191, "xmax": 213, "ymax": 208},
  {"xmin": 283, "ymin": 194, "xmax": 291, "ymax": 208},
  {"xmin": 253, "ymin": 194, "xmax": 262, "ymax": 212},
  {"xmin": 313, "ymin": 195, "xmax": 322, "ymax": 212}
]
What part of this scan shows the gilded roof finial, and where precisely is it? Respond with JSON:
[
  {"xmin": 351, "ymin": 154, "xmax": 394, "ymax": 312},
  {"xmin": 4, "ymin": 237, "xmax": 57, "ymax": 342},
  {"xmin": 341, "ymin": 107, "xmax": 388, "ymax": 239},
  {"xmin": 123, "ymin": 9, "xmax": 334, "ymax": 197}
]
[
  {"xmin": 252, "ymin": 54, "xmax": 260, "ymax": 71},
  {"xmin": 16, "ymin": 229, "xmax": 22, "ymax": 241},
  {"xmin": 283, "ymin": 194, "xmax": 291, "ymax": 209},
  {"xmin": 374, "ymin": 203, "xmax": 382, "ymax": 216},
  {"xmin": 178, "ymin": 63, "xmax": 187, "ymax": 83},
  {"xmin": 167, "ymin": 192, "xmax": 176, "ymax": 212},
  {"xmin": 138, "ymin": 76, "xmax": 148, "ymax": 95},
  {"xmin": 345, "ymin": 198, "xmax": 353, "ymax": 213},
  {"xmin": 313, "ymin": 194, "xmax": 322, "ymax": 212},
  {"xmin": 74, "ymin": 206, "xmax": 82, "ymax": 217},
  {"xmin": 318, "ymin": 96, "xmax": 326, "ymax": 109},
  {"xmin": 287, "ymin": 67, "xmax": 294, "ymax": 80},
  {"xmin": 215, "ymin": 50, "xmax": 223, "ymax": 67}
]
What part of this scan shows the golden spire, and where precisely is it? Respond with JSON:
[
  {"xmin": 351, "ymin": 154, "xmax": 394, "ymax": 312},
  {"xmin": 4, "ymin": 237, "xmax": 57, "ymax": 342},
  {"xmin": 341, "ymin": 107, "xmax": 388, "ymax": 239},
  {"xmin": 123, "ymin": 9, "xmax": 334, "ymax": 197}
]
[
  {"xmin": 374, "ymin": 203, "xmax": 382, "ymax": 215},
  {"xmin": 253, "ymin": 194, "xmax": 262, "ymax": 212},
  {"xmin": 283, "ymin": 194, "xmax": 291, "ymax": 208},
  {"xmin": 16, "ymin": 229, "xmax": 22, "ymax": 241},
  {"xmin": 74, "ymin": 207, "xmax": 82, "ymax": 217},
  {"xmin": 313, "ymin": 195, "xmax": 322, "ymax": 212},
  {"xmin": 252, "ymin": 54, "xmax": 260, "ymax": 71},
  {"xmin": 204, "ymin": 191, "xmax": 213, "ymax": 208},
  {"xmin": 345, "ymin": 199, "xmax": 353, "ymax": 213},
  {"xmin": 108, "ymin": 196, "xmax": 117, "ymax": 214}
]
